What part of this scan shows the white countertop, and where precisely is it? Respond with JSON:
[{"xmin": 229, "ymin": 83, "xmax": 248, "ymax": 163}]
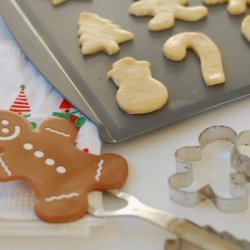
[{"xmin": 0, "ymin": 10, "xmax": 250, "ymax": 250}]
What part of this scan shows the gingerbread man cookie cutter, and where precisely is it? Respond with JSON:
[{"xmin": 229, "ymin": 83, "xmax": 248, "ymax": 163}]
[
  {"xmin": 231, "ymin": 130, "xmax": 250, "ymax": 180},
  {"xmin": 168, "ymin": 125, "xmax": 248, "ymax": 213}
]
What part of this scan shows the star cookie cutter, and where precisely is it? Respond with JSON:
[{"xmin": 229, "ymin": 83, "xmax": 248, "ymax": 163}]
[{"xmin": 168, "ymin": 125, "xmax": 248, "ymax": 213}]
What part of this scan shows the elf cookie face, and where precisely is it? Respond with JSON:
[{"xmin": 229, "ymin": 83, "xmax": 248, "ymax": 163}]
[{"xmin": 0, "ymin": 110, "xmax": 128, "ymax": 223}]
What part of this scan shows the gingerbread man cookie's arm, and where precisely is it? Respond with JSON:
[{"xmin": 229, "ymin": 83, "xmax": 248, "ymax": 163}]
[
  {"xmin": 203, "ymin": 0, "xmax": 248, "ymax": 15},
  {"xmin": 38, "ymin": 116, "xmax": 78, "ymax": 144},
  {"xmin": 163, "ymin": 32, "xmax": 225, "ymax": 86}
]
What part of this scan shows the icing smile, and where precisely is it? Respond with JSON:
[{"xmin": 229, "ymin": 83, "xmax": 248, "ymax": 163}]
[{"xmin": 0, "ymin": 126, "xmax": 21, "ymax": 141}]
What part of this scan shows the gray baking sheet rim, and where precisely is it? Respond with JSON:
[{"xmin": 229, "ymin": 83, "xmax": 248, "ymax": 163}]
[{"xmin": 0, "ymin": 0, "xmax": 249, "ymax": 143}]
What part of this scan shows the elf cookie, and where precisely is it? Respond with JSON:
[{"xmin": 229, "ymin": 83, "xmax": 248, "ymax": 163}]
[
  {"xmin": 78, "ymin": 12, "xmax": 134, "ymax": 55},
  {"xmin": 0, "ymin": 110, "xmax": 128, "ymax": 223},
  {"xmin": 203, "ymin": 0, "xmax": 250, "ymax": 15},
  {"xmin": 107, "ymin": 57, "xmax": 168, "ymax": 114},
  {"xmin": 128, "ymin": 0, "xmax": 208, "ymax": 31},
  {"xmin": 163, "ymin": 32, "xmax": 225, "ymax": 86}
]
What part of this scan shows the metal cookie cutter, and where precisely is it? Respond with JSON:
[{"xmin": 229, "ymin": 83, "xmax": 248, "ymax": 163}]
[
  {"xmin": 231, "ymin": 130, "xmax": 250, "ymax": 179},
  {"xmin": 168, "ymin": 125, "xmax": 248, "ymax": 213}
]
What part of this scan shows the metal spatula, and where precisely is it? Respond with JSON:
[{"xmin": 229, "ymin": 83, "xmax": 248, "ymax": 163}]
[{"xmin": 88, "ymin": 189, "xmax": 250, "ymax": 250}]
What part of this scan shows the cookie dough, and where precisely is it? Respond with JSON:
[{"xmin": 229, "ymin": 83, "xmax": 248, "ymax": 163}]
[
  {"xmin": 51, "ymin": 0, "xmax": 68, "ymax": 5},
  {"xmin": 203, "ymin": 0, "xmax": 250, "ymax": 15},
  {"xmin": 78, "ymin": 12, "xmax": 134, "ymax": 55},
  {"xmin": 108, "ymin": 57, "xmax": 168, "ymax": 114},
  {"xmin": 241, "ymin": 15, "xmax": 250, "ymax": 42},
  {"xmin": 129, "ymin": 0, "xmax": 208, "ymax": 31},
  {"xmin": 163, "ymin": 32, "xmax": 225, "ymax": 86}
]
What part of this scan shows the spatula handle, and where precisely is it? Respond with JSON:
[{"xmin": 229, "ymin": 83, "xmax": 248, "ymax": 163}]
[{"xmin": 168, "ymin": 219, "xmax": 241, "ymax": 250}]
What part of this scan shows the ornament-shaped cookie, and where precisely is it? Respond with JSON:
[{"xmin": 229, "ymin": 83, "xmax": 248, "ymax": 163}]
[
  {"xmin": 129, "ymin": 0, "xmax": 208, "ymax": 31},
  {"xmin": 78, "ymin": 12, "xmax": 134, "ymax": 55},
  {"xmin": 108, "ymin": 57, "xmax": 168, "ymax": 114},
  {"xmin": 0, "ymin": 110, "xmax": 128, "ymax": 223}
]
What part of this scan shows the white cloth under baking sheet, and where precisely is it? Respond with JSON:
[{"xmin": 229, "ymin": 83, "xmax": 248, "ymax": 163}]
[{"xmin": 0, "ymin": 16, "xmax": 104, "ymax": 237}]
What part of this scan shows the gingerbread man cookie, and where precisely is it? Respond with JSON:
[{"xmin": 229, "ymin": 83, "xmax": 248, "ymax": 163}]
[
  {"xmin": 0, "ymin": 110, "xmax": 128, "ymax": 223},
  {"xmin": 108, "ymin": 57, "xmax": 168, "ymax": 114},
  {"xmin": 78, "ymin": 12, "xmax": 134, "ymax": 55},
  {"xmin": 128, "ymin": 0, "xmax": 208, "ymax": 31}
]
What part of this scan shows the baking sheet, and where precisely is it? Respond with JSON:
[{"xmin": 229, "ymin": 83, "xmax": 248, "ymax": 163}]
[{"xmin": 0, "ymin": 0, "xmax": 249, "ymax": 143}]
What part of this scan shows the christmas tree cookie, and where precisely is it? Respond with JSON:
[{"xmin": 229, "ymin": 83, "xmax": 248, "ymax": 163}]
[{"xmin": 78, "ymin": 12, "xmax": 134, "ymax": 55}]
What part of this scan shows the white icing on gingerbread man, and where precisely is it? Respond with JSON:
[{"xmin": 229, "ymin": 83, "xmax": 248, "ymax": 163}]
[{"xmin": 0, "ymin": 118, "xmax": 20, "ymax": 141}]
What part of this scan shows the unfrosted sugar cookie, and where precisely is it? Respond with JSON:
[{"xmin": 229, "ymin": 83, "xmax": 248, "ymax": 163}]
[
  {"xmin": 78, "ymin": 12, "xmax": 134, "ymax": 55},
  {"xmin": 108, "ymin": 57, "xmax": 168, "ymax": 114},
  {"xmin": 128, "ymin": 0, "xmax": 208, "ymax": 31},
  {"xmin": 51, "ymin": 0, "xmax": 69, "ymax": 5},
  {"xmin": 203, "ymin": 0, "xmax": 250, "ymax": 15},
  {"xmin": 241, "ymin": 15, "xmax": 250, "ymax": 42},
  {"xmin": 0, "ymin": 110, "xmax": 128, "ymax": 223},
  {"xmin": 163, "ymin": 32, "xmax": 225, "ymax": 86}
]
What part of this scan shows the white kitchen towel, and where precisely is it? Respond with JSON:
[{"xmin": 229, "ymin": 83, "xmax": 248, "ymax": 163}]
[{"xmin": 0, "ymin": 16, "xmax": 104, "ymax": 237}]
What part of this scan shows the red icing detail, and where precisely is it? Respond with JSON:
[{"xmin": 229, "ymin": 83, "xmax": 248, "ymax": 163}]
[
  {"xmin": 59, "ymin": 99, "xmax": 74, "ymax": 110},
  {"xmin": 70, "ymin": 115, "xmax": 78, "ymax": 124},
  {"xmin": 83, "ymin": 148, "xmax": 89, "ymax": 153}
]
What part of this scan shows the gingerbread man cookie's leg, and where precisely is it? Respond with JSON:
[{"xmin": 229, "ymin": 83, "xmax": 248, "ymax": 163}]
[{"xmin": 35, "ymin": 192, "xmax": 88, "ymax": 223}]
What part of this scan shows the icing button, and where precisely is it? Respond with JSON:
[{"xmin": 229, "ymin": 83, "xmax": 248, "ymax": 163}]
[
  {"xmin": 23, "ymin": 143, "xmax": 33, "ymax": 150},
  {"xmin": 1, "ymin": 128, "xmax": 9, "ymax": 134},
  {"xmin": 45, "ymin": 158, "xmax": 55, "ymax": 166},
  {"xmin": 34, "ymin": 151, "xmax": 44, "ymax": 158},
  {"xmin": 56, "ymin": 166, "xmax": 67, "ymax": 174},
  {"xmin": 1, "ymin": 120, "xmax": 9, "ymax": 125}
]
